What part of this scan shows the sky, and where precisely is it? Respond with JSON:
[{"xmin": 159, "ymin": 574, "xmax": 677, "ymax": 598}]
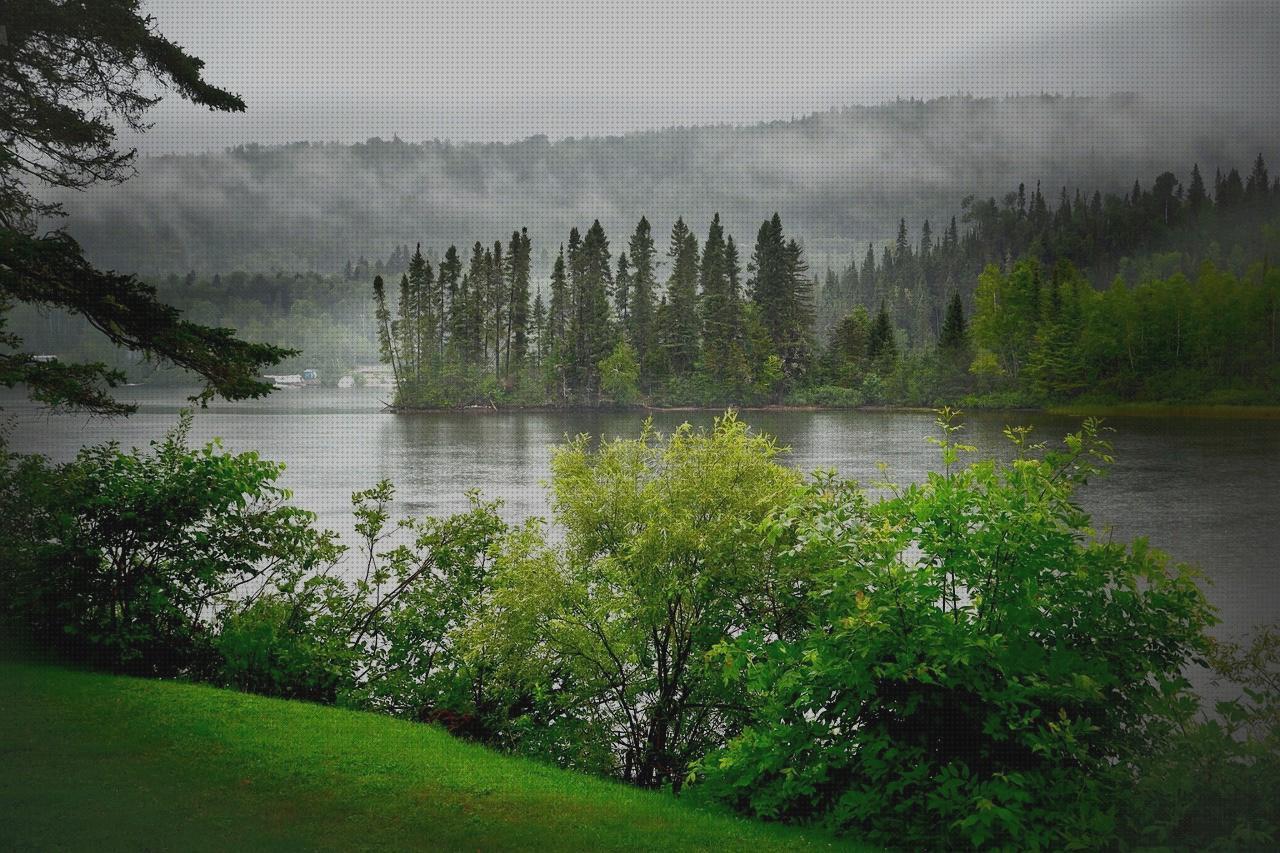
[{"xmin": 130, "ymin": 0, "xmax": 1280, "ymax": 153}]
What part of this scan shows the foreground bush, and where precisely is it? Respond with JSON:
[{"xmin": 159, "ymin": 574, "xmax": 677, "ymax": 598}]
[
  {"xmin": 694, "ymin": 411, "xmax": 1216, "ymax": 849},
  {"xmin": 0, "ymin": 414, "xmax": 341, "ymax": 675},
  {"xmin": 464, "ymin": 414, "xmax": 811, "ymax": 785}
]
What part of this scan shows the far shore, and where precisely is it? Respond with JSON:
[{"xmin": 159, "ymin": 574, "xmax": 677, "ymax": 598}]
[{"xmin": 383, "ymin": 400, "xmax": 1280, "ymax": 421}]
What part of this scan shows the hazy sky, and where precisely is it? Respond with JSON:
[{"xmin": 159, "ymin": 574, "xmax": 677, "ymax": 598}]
[{"xmin": 131, "ymin": 0, "xmax": 1280, "ymax": 152}]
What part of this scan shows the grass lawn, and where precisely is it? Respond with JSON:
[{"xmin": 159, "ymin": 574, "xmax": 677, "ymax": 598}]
[{"xmin": 0, "ymin": 659, "xmax": 858, "ymax": 852}]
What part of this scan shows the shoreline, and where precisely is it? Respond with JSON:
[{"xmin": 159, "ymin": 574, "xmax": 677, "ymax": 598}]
[{"xmin": 383, "ymin": 400, "xmax": 1280, "ymax": 420}]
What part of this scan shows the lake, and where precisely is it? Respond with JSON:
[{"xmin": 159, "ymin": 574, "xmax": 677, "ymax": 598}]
[{"xmin": 4, "ymin": 387, "xmax": 1278, "ymax": 654}]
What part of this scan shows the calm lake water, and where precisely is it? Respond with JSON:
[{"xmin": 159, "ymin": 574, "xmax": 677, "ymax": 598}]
[{"xmin": 4, "ymin": 387, "xmax": 1278, "ymax": 653}]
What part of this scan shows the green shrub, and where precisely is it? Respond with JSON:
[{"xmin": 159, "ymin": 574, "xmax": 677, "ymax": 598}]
[
  {"xmin": 1121, "ymin": 625, "xmax": 1280, "ymax": 850},
  {"xmin": 463, "ymin": 414, "xmax": 811, "ymax": 786},
  {"xmin": 0, "ymin": 413, "xmax": 342, "ymax": 676},
  {"xmin": 695, "ymin": 411, "xmax": 1215, "ymax": 849}
]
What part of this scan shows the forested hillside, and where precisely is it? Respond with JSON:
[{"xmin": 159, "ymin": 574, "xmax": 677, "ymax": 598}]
[
  {"xmin": 18, "ymin": 154, "xmax": 1280, "ymax": 408},
  {"xmin": 55, "ymin": 95, "xmax": 1280, "ymax": 275}
]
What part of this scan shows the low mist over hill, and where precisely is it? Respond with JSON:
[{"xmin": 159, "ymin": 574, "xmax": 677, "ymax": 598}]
[{"xmin": 59, "ymin": 95, "xmax": 1279, "ymax": 275}]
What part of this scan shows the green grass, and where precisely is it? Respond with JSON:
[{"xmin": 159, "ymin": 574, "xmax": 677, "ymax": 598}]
[{"xmin": 0, "ymin": 660, "xmax": 858, "ymax": 852}]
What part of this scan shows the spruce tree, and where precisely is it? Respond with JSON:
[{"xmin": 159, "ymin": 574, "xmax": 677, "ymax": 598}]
[
  {"xmin": 569, "ymin": 221, "xmax": 614, "ymax": 400},
  {"xmin": 868, "ymin": 301, "xmax": 897, "ymax": 365},
  {"xmin": 406, "ymin": 244, "xmax": 434, "ymax": 373},
  {"xmin": 530, "ymin": 290, "xmax": 547, "ymax": 366},
  {"xmin": 1187, "ymin": 164, "xmax": 1207, "ymax": 214},
  {"xmin": 439, "ymin": 245, "xmax": 461, "ymax": 356},
  {"xmin": 780, "ymin": 238, "xmax": 815, "ymax": 375},
  {"xmin": 614, "ymin": 252, "xmax": 632, "ymax": 328},
  {"xmin": 373, "ymin": 275, "xmax": 401, "ymax": 392},
  {"xmin": 396, "ymin": 272, "xmax": 416, "ymax": 380},
  {"xmin": 506, "ymin": 228, "xmax": 532, "ymax": 378},
  {"xmin": 489, "ymin": 240, "xmax": 506, "ymax": 380},
  {"xmin": 665, "ymin": 217, "xmax": 701, "ymax": 374},
  {"xmin": 1247, "ymin": 154, "xmax": 1270, "ymax": 202},
  {"xmin": 749, "ymin": 214, "xmax": 787, "ymax": 347},
  {"xmin": 547, "ymin": 247, "xmax": 570, "ymax": 396},
  {"xmin": 627, "ymin": 217, "xmax": 658, "ymax": 383},
  {"xmin": 699, "ymin": 214, "xmax": 744, "ymax": 384},
  {"xmin": 939, "ymin": 290, "xmax": 968, "ymax": 350}
]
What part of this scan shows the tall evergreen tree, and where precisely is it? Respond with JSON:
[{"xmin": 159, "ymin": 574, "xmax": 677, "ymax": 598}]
[
  {"xmin": 749, "ymin": 214, "xmax": 787, "ymax": 346},
  {"xmin": 372, "ymin": 274, "xmax": 401, "ymax": 391},
  {"xmin": 867, "ymin": 300, "xmax": 897, "ymax": 364},
  {"xmin": 488, "ymin": 241, "xmax": 506, "ymax": 380},
  {"xmin": 505, "ymin": 228, "xmax": 532, "ymax": 378},
  {"xmin": 530, "ymin": 290, "xmax": 547, "ymax": 366},
  {"xmin": 396, "ymin": 272, "xmax": 416, "ymax": 379},
  {"xmin": 439, "ymin": 245, "xmax": 461, "ymax": 356},
  {"xmin": 699, "ymin": 213, "xmax": 743, "ymax": 382},
  {"xmin": 1247, "ymin": 154, "xmax": 1270, "ymax": 202},
  {"xmin": 665, "ymin": 217, "xmax": 701, "ymax": 374},
  {"xmin": 406, "ymin": 244, "xmax": 435, "ymax": 374},
  {"xmin": 939, "ymin": 290, "xmax": 968, "ymax": 351},
  {"xmin": 568, "ymin": 221, "xmax": 614, "ymax": 400},
  {"xmin": 547, "ymin": 246, "xmax": 570, "ymax": 396},
  {"xmin": 1187, "ymin": 164, "xmax": 1207, "ymax": 214},
  {"xmin": 627, "ymin": 217, "xmax": 658, "ymax": 383},
  {"xmin": 614, "ymin": 252, "xmax": 632, "ymax": 327}
]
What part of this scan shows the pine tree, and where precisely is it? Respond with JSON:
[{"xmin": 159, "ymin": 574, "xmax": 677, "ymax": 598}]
[
  {"xmin": 867, "ymin": 300, "xmax": 896, "ymax": 365},
  {"xmin": 939, "ymin": 290, "xmax": 967, "ymax": 350},
  {"xmin": 438, "ymin": 245, "xmax": 461, "ymax": 356},
  {"xmin": 1246, "ymin": 154, "xmax": 1270, "ymax": 202},
  {"xmin": 780, "ymin": 238, "xmax": 814, "ymax": 374},
  {"xmin": 547, "ymin": 246, "xmax": 570, "ymax": 396},
  {"xmin": 569, "ymin": 221, "xmax": 614, "ymax": 400},
  {"xmin": 505, "ymin": 228, "xmax": 532, "ymax": 379},
  {"xmin": 749, "ymin": 214, "xmax": 787, "ymax": 346},
  {"xmin": 627, "ymin": 217, "xmax": 658, "ymax": 382},
  {"xmin": 489, "ymin": 241, "xmax": 506, "ymax": 380},
  {"xmin": 406, "ymin": 244, "xmax": 435, "ymax": 374},
  {"xmin": 665, "ymin": 217, "xmax": 701, "ymax": 374},
  {"xmin": 699, "ymin": 213, "xmax": 743, "ymax": 383},
  {"xmin": 825, "ymin": 305, "xmax": 871, "ymax": 383},
  {"xmin": 1218, "ymin": 168, "xmax": 1245, "ymax": 207},
  {"xmin": 614, "ymin": 252, "xmax": 632, "ymax": 328},
  {"xmin": 396, "ymin": 272, "xmax": 416, "ymax": 380},
  {"xmin": 1187, "ymin": 164, "xmax": 1207, "ymax": 214},
  {"xmin": 461, "ymin": 242, "xmax": 488, "ymax": 365},
  {"xmin": 530, "ymin": 290, "xmax": 547, "ymax": 366},
  {"xmin": 862, "ymin": 243, "xmax": 878, "ymax": 304},
  {"xmin": 372, "ymin": 275, "xmax": 401, "ymax": 392}
]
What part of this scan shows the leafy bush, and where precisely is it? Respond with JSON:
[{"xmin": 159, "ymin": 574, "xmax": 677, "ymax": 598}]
[
  {"xmin": 217, "ymin": 480, "xmax": 508, "ymax": 719},
  {"xmin": 694, "ymin": 411, "xmax": 1215, "ymax": 849},
  {"xmin": 1121, "ymin": 625, "xmax": 1280, "ymax": 850},
  {"xmin": 0, "ymin": 414, "xmax": 342, "ymax": 676},
  {"xmin": 464, "ymin": 414, "xmax": 811, "ymax": 786}
]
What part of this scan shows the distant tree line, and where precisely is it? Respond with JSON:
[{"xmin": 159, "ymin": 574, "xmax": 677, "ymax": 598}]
[
  {"xmin": 372, "ymin": 214, "xmax": 816, "ymax": 407},
  {"xmin": 369, "ymin": 156, "xmax": 1280, "ymax": 408}
]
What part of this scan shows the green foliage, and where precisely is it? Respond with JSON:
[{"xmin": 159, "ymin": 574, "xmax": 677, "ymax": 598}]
[
  {"xmin": 695, "ymin": 411, "xmax": 1216, "ymax": 849},
  {"xmin": 599, "ymin": 340, "xmax": 642, "ymax": 405},
  {"xmin": 1, "ymin": 0, "xmax": 291, "ymax": 414},
  {"xmin": 464, "ymin": 414, "xmax": 810, "ymax": 786},
  {"xmin": 0, "ymin": 413, "xmax": 342, "ymax": 675},
  {"xmin": 1121, "ymin": 625, "xmax": 1280, "ymax": 850}
]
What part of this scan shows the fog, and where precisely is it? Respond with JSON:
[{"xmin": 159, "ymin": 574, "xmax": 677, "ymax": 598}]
[
  {"xmin": 51, "ymin": 1, "xmax": 1280, "ymax": 273},
  {"xmin": 126, "ymin": 0, "xmax": 1279, "ymax": 151}
]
